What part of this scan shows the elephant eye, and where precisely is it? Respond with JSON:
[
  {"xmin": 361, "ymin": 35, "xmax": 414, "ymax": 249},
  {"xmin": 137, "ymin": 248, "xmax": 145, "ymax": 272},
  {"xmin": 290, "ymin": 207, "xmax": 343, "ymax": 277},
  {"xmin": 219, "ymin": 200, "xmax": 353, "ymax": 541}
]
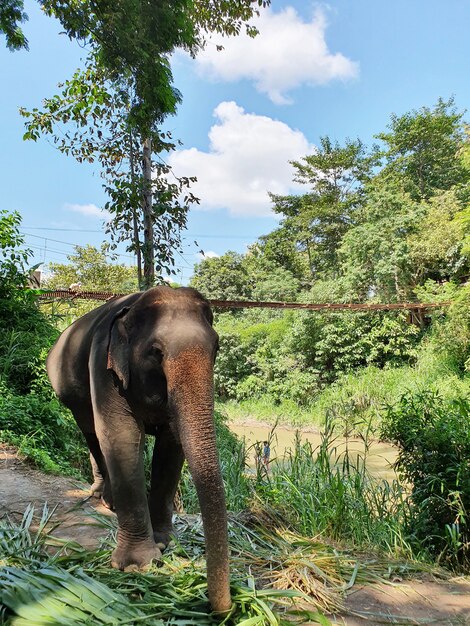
[{"xmin": 150, "ymin": 345, "xmax": 163, "ymax": 363}]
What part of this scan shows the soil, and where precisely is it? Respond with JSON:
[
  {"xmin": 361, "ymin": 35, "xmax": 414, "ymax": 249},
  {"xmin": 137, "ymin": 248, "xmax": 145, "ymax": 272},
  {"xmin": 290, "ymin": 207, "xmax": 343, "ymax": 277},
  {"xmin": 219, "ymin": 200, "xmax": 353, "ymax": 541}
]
[
  {"xmin": 0, "ymin": 443, "xmax": 114, "ymax": 549},
  {"xmin": 1, "ymin": 443, "xmax": 469, "ymax": 625}
]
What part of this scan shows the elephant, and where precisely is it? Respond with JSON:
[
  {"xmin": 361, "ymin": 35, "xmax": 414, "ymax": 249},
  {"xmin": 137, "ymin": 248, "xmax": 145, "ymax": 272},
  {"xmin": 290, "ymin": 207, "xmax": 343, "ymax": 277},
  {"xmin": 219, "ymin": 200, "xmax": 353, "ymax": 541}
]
[{"xmin": 46, "ymin": 286, "xmax": 231, "ymax": 614}]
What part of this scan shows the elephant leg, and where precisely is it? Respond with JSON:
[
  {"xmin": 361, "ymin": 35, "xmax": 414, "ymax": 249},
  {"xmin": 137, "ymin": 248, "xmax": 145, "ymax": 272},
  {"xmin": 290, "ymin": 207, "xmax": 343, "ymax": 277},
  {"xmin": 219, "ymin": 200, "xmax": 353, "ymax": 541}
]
[
  {"xmin": 92, "ymin": 396, "xmax": 161, "ymax": 571},
  {"xmin": 66, "ymin": 402, "xmax": 113, "ymax": 507},
  {"xmin": 148, "ymin": 425, "xmax": 185, "ymax": 550},
  {"xmin": 83, "ymin": 432, "xmax": 114, "ymax": 510}
]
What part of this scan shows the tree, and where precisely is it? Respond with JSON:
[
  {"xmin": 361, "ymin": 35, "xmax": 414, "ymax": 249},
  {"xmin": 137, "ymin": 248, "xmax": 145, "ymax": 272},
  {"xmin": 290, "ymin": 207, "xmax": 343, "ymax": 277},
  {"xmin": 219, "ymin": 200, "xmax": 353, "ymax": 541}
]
[
  {"xmin": 377, "ymin": 98, "xmax": 467, "ymax": 201},
  {"xmin": 269, "ymin": 137, "xmax": 379, "ymax": 282},
  {"xmin": 338, "ymin": 183, "xmax": 424, "ymax": 301},
  {"xmin": 191, "ymin": 248, "xmax": 300, "ymax": 303},
  {"xmin": 407, "ymin": 189, "xmax": 469, "ymax": 286},
  {"xmin": 0, "ymin": 209, "xmax": 38, "ymax": 330},
  {"xmin": 257, "ymin": 227, "xmax": 310, "ymax": 283},
  {"xmin": 21, "ymin": 61, "xmax": 197, "ymax": 287},
  {"xmin": 16, "ymin": 1, "xmax": 271, "ymax": 288},
  {"xmin": 44, "ymin": 244, "xmax": 138, "ymax": 292},
  {"xmin": 0, "ymin": 0, "xmax": 28, "ymax": 50},
  {"xmin": 191, "ymin": 252, "xmax": 251, "ymax": 301}
]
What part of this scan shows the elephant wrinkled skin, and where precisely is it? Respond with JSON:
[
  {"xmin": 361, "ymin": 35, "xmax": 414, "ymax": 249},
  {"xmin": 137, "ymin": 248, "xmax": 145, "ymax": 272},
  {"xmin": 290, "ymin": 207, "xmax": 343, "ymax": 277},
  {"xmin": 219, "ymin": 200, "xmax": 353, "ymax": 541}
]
[{"xmin": 46, "ymin": 286, "xmax": 231, "ymax": 613}]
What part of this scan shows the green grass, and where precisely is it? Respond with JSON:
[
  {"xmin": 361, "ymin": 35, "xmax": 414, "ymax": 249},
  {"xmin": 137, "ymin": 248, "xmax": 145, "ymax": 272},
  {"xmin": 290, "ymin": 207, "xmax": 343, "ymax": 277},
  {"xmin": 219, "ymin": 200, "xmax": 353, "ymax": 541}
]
[
  {"xmin": 0, "ymin": 507, "xmax": 331, "ymax": 625},
  {"xmin": 0, "ymin": 504, "xmax": 439, "ymax": 626}
]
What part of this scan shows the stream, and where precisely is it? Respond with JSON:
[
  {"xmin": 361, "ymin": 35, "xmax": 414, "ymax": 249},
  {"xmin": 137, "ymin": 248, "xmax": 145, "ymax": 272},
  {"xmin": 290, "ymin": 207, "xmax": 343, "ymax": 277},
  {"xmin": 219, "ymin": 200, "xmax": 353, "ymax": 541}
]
[{"xmin": 229, "ymin": 422, "xmax": 398, "ymax": 481}]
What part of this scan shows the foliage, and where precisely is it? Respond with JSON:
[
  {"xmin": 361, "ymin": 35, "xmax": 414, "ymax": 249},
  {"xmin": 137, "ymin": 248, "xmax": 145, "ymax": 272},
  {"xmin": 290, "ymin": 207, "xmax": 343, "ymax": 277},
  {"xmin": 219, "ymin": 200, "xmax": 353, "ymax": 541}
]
[
  {"xmin": 288, "ymin": 311, "xmax": 420, "ymax": 384},
  {"xmin": 407, "ymin": 189, "xmax": 468, "ymax": 285},
  {"xmin": 0, "ymin": 211, "xmax": 58, "ymax": 393},
  {"xmin": 0, "ymin": 210, "xmax": 32, "ymax": 305},
  {"xmin": 15, "ymin": 1, "xmax": 272, "ymax": 287},
  {"xmin": 431, "ymin": 284, "xmax": 470, "ymax": 373},
  {"xmin": 0, "ymin": 381, "xmax": 89, "ymax": 478},
  {"xmin": 211, "ymin": 309, "xmax": 421, "ymax": 406},
  {"xmin": 192, "ymin": 249, "xmax": 300, "ymax": 303},
  {"xmin": 192, "ymin": 251, "xmax": 251, "ymax": 301},
  {"xmin": 21, "ymin": 59, "xmax": 197, "ymax": 285},
  {"xmin": 338, "ymin": 184, "xmax": 424, "ymax": 301},
  {"xmin": 0, "ymin": 0, "xmax": 28, "ymax": 51},
  {"xmin": 381, "ymin": 391, "xmax": 470, "ymax": 569},
  {"xmin": 269, "ymin": 137, "xmax": 379, "ymax": 282},
  {"xmin": 44, "ymin": 244, "xmax": 138, "ymax": 292},
  {"xmin": 40, "ymin": 1, "xmax": 271, "ymax": 133},
  {"xmin": 376, "ymin": 97, "xmax": 467, "ymax": 201}
]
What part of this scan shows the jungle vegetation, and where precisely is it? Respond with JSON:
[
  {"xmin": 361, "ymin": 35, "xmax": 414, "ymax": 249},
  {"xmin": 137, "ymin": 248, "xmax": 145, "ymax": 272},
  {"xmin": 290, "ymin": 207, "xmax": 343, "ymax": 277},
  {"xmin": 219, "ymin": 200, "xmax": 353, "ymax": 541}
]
[{"xmin": 0, "ymin": 94, "xmax": 469, "ymax": 621}]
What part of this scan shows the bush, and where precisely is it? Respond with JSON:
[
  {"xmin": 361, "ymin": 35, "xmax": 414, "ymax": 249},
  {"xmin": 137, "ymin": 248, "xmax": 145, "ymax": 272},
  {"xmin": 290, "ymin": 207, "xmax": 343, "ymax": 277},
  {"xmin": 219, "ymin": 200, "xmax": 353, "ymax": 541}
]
[
  {"xmin": 381, "ymin": 390, "xmax": 470, "ymax": 569},
  {"xmin": 434, "ymin": 285, "xmax": 470, "ymax": 373},
  {"xmin": 0, "ymin": 210, "xmax": 59, "ymax": 394},
  {"xmin": 0, "ymin": 382, "xmax": 89, "ymax": 478},
  {"xmin": 289, "ymin": 311, "xmax": 421, "ymax": 384}
]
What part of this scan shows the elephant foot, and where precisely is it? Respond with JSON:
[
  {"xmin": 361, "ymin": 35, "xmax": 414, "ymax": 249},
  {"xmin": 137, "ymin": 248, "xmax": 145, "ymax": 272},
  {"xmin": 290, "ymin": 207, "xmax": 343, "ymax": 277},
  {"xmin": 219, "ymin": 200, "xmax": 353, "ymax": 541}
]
[
  {"xmin": 90, "ymin": 479, "xmax": 114, "ymax": 510},
  {"xmin": 111, "ymin": 538, "xmax": 162, "ymax": 571},
  {"xmin": 153, "ymin": 528, "xmax": 173, "ymax": 551},
  {"xmin": 90, "ymin": 479, "xmax": 105, "ymax": 498},
  {"xmin": 101, "ymin": 481, "xmax": 114, "ymax": 510}
]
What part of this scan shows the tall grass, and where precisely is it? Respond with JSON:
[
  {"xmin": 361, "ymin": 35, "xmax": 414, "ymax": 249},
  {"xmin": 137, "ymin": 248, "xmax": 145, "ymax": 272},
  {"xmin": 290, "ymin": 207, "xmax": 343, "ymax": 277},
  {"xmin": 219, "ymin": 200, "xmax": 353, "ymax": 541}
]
[
  {"xmin": 254, "ymin": 424, "xmax": 413, "ymax": 559},
  {"xmin": 179, "ymin": 414, "xmax": 416, "ymax": 562}
]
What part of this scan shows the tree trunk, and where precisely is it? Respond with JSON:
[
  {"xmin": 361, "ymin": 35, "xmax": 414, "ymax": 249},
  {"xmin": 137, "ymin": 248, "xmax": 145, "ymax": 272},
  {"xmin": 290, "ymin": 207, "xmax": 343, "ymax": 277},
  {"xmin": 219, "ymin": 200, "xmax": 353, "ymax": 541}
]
[
  {"xmin": 129, "ymin": 128, "xmax": 143, "ymax": 289},
  {"xmin": 142, "ymin": 136, "xmax": 154, "ymax": 290}
]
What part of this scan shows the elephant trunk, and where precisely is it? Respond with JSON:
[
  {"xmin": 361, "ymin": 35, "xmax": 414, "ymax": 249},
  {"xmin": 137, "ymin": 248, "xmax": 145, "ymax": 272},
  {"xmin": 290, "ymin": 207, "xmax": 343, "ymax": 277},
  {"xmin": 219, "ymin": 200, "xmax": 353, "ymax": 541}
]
[{"xmin": 165, "ymin": 346, "xmax": 232, "ymax": 614}]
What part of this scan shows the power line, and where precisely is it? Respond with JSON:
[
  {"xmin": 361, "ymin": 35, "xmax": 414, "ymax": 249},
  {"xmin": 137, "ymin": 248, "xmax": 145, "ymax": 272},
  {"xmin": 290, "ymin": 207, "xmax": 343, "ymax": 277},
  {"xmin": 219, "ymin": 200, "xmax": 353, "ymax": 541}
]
[
  {"xmin": 23, "ymin": 226, "xmax": 256, "ymax": 239},
  {"xmin": 23, "ymin": 227, "xmax": 104, "ymax": 233},
  {"xmin": 22, "ymin": 232, "xmax": 135, "ymax": 261}
]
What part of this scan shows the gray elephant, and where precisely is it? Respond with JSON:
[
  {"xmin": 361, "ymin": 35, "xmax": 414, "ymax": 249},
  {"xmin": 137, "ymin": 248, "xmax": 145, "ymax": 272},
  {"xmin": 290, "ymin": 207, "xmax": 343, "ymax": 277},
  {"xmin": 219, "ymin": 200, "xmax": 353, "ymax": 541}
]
[{"xmin": 46, "ymin": 286, "xmax": 231, "ymax": 613}]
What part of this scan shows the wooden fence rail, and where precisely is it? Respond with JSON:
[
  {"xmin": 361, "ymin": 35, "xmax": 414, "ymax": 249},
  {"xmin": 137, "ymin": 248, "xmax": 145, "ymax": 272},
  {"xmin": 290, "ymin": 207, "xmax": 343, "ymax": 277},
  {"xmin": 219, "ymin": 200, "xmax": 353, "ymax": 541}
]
[{"xmin": 37, "ymin": 289, "xmax": 451, "ymax": 313}]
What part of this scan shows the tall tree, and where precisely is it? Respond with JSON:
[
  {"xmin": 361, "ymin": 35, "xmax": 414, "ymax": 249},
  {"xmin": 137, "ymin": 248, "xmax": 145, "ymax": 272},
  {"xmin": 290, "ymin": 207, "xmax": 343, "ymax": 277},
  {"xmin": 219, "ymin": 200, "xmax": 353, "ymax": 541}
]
[
  {"xmin": 376, "ymin": 98, "xmax": 467, "ymax": 201},
  {"xmin": 269, "ymin": 137, "xmax": 379, "ymax": 281},
  {"xmin": 338, "ymin": 183, "xmax": 424, "ymax": 301},
  {"xmin": 21, "ymin": 61, "xmax": 197, "ymax": 287},
  {"xmin": 15, "ymin": 0, "xmax": 271, "ymax": 288}
]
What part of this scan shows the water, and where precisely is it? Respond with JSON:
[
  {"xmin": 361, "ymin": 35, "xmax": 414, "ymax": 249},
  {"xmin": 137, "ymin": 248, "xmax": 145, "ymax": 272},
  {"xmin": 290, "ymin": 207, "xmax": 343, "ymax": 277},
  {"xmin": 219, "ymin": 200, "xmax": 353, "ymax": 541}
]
[{"xmin": 229, "ymin": 422, "xmax": 398, "ymax": 481}]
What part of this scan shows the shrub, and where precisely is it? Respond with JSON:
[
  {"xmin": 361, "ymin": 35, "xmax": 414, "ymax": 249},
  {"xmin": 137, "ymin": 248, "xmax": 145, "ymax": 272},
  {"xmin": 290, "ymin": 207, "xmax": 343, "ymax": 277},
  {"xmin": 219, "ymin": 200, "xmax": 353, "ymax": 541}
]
[
  {"xmin": 289, "ymin": 311, "xmax": 421, "ymax": 384},
  {"xmin": 381, "ymin": 390, "xmax": 470, "ymax": 569},
  {"xmin": 0, "ymin": 383, "xmax": 89, "ymax": 478}
]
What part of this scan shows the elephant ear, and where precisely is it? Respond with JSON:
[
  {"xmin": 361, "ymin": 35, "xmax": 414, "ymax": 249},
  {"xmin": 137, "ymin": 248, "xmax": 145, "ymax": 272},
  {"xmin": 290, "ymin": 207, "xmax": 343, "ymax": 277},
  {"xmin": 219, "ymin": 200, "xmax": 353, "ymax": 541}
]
[{"xmin": 107, "ymin": 307, "xmax": 131, "ymax": 390}]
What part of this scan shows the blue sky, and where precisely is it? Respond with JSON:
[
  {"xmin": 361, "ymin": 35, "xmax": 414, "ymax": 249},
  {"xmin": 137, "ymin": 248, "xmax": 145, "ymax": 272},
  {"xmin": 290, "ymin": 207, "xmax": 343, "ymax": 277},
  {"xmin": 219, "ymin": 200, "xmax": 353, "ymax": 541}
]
[{"xmin": 1, "ymin": 1, "xmax": 469, "ymax": 284}]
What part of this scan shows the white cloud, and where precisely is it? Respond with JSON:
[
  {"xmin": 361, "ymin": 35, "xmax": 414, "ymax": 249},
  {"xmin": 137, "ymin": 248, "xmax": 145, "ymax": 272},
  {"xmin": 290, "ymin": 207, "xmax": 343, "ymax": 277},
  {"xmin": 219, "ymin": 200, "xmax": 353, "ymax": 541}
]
[
  {"xmin": 169, "ymin": 101, "xmax": 314, "ymax": 217},
  {"xmin": 198, "ymin": 250, "xmax": 220, "ymax": 259},
  {"xmin": 192, "ymin": 6, "xmax": 358, "ymax": 104},
  {"xmin": 198, "ymin": 250, "xmax": 220, "ymax": 260},
  {"xmin": 64, "ymin": 203, "xmax": 109, "ymax": 218}
]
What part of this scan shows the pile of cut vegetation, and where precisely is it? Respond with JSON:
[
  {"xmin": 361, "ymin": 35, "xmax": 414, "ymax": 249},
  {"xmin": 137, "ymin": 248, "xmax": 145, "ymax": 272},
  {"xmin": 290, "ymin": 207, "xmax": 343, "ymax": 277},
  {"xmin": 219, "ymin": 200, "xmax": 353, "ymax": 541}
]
[{"xmin": 0, "ymin": 504, "xmax": 436, "ymax": 626}]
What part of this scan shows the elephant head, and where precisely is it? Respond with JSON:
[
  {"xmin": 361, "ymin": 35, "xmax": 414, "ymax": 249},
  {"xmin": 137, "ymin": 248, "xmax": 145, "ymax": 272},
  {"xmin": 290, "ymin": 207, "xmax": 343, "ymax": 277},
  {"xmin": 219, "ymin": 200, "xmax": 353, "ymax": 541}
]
[{"xmin": 106, "ymin": 286, "xmax": 231, "ymax": 614}]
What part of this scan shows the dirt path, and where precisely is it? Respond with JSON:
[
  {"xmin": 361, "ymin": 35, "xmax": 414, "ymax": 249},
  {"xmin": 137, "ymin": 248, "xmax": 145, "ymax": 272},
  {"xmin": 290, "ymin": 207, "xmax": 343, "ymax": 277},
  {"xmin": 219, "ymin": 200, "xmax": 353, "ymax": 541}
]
[
  {"xmin": 0, "ymin": 444, "xmax": 113, "ymax": 549},
  {"xmin": 1, "ymin": 444, "xmax": 469, "ymax": 625}
]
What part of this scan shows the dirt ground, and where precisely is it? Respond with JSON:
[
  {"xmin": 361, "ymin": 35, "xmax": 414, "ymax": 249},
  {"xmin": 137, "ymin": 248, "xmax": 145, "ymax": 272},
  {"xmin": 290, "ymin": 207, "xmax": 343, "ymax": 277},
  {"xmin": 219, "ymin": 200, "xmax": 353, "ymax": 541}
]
[{"xmin": 1, "ymin": 443, "xmax": 469, "ymax": 626}]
